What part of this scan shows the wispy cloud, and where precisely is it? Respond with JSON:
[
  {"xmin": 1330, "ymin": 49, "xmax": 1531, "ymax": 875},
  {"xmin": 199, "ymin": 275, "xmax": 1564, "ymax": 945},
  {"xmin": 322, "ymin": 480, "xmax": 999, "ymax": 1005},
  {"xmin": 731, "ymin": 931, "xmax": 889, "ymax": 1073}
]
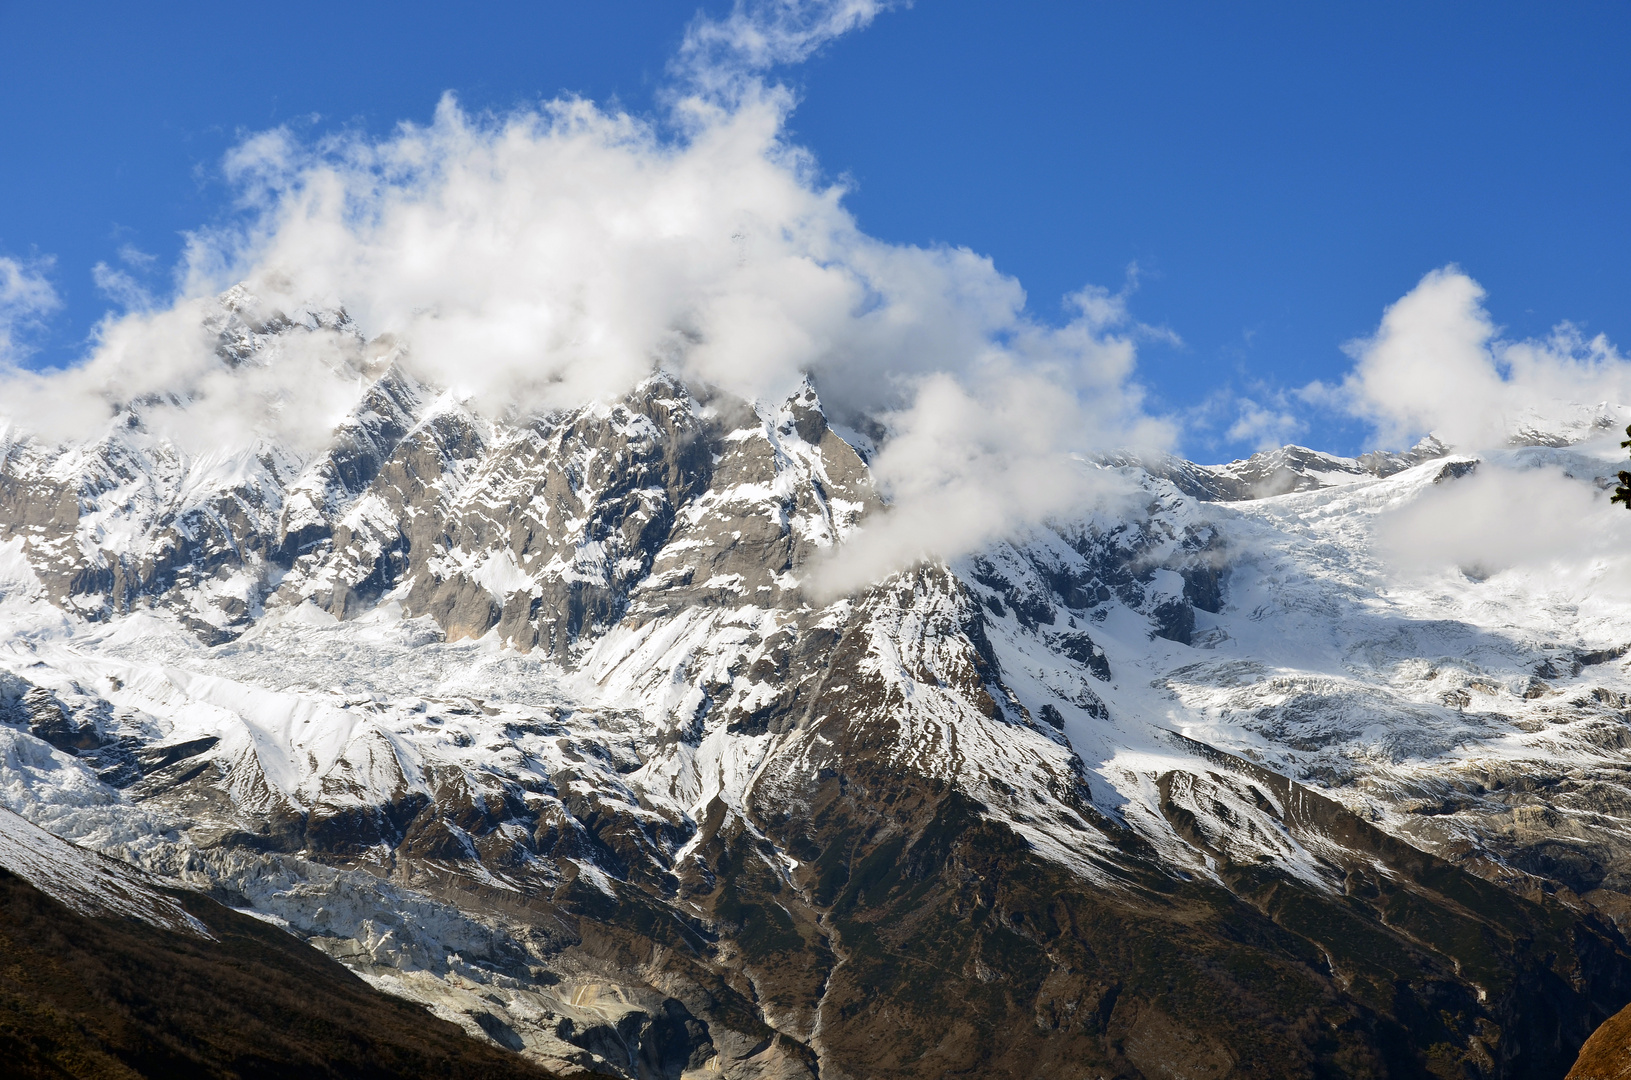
[
  {"xmin": 116, "ymin": 244, "xmax": 157, "ymax": 269},
  {"xmin": 674, "ymin": 0, "xmax": 901, "ymax": 105},
  {"xmin": 0, "ymin": 256, "xmax": 61, "ymax": 365},
  {"xmin": 1181, "ymin": 383, "xmax": 1306, "ymax": 461},
  {"xmin": 92, "ymin": 263, "xmax": 154, "ymax": 312},
  {"xmin": 92, "ymin": 242, "xmax": 163, "ymax": 312},
  {"xmin": 1224, "ymin": 394, "xmax": 1305, "ymax": 452}
]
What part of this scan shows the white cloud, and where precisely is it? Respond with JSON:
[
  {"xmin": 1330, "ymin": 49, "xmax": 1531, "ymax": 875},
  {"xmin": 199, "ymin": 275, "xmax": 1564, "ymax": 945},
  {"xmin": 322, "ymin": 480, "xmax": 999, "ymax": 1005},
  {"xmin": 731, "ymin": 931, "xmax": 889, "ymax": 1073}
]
[
  {"xmin": 0, "ymin": 0, "xmax": 1169, "ymax": 595},
  {"xmin": 1224, "ymin": 394, "xmax": 1304, "ymax": 453},
  {"xmin": 0, "ymin": 256, "xmax": 61, "ymax": 364},
  {"xmin": 1377, "ymin": 462, "xmax": 1631, "ymax": 584},
  {"xmin": 1287, "ymin": 269, "xmax": 1631, "ymax": 591},
  {"xmin": 1335, "ymin": 267, "xmax": 1631, "ymax": 452},
  {"xmin": 92, "ymin": 261, "xmax": 154, "ymax": 311},
  {"xmin": 674, "ymin": 0, "xmax": 899, "ymax": 105},
  {"xmin": 809, "ymin": 297, "xmax": 1172, "ymax": 598}
]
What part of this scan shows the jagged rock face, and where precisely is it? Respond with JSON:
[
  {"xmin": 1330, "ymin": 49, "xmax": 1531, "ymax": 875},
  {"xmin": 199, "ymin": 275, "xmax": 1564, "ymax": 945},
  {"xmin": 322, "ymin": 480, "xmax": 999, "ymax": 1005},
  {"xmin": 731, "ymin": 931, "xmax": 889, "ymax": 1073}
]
[
  {"xmin": 0, "ymin": 335, "xmax": 874, "ymax": 664},
  {"xmin": 6, "ymin": 300, "xmax": 1631, "ymax": 1077}
]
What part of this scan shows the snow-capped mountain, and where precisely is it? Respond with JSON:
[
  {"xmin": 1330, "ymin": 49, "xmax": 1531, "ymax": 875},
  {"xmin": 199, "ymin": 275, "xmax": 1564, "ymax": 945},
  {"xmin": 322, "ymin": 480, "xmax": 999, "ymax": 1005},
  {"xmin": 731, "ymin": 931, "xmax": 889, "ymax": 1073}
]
[{"xmin": 4, "ymin": 293, "xmax": 1631, "ymax": 1078}]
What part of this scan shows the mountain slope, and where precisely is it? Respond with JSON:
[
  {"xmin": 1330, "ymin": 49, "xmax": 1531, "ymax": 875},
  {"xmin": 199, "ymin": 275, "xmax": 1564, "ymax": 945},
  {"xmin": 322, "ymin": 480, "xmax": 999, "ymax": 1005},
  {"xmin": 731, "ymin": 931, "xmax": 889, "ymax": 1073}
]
[
  {"xmin": 0, "ymin": 807, "xmax": 557, "ymax": 1080},
  {"xmin": 1571, "ymin": 1000, "xmax": 1631, "ymax": 1079}
]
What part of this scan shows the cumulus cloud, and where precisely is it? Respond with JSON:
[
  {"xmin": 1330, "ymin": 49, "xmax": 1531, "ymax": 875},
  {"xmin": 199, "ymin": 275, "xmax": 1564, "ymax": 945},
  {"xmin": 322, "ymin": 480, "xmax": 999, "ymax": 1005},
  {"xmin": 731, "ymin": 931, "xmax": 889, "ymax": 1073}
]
[
  {"xmin": 0, "ymin": 256, "xmax": 61, "ymax": 363},
  {"xmin": 1332, "ymin": 267, "xmax": 1631, "ymax": 452},
  {"xmin": 1302, "ymin": 268, "xmax": 1631, "ymax": 590}
]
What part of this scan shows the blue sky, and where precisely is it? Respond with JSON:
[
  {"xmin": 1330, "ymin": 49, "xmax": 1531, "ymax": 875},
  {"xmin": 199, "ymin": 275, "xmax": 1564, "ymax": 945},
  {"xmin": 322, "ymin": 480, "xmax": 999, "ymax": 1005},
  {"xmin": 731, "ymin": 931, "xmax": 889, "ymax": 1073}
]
[{"xmin": 2, "ymin": 1, "xmax": 1627, "ymax": 460}]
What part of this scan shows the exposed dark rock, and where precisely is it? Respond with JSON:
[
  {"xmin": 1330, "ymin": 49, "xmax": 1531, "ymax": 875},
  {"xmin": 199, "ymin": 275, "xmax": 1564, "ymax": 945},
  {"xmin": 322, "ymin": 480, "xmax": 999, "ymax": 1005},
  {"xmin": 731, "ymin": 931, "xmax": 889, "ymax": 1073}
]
[
  {"xmin": 20, "ymin": 686, "xmax": 104, "ymax": 754},
  {"xmin": 1149, "ymin": 596, "xmax": 1196, "ymax": 645},
  {"xmin": 136, "ymin": 735, "xmax": 221, "ymax": 773},
  {"xmin": 1052, "ymin": 630, "xmax": 1112, "ymax": 681},
  {"xmin": 1436, "ymin": 458, "xmax": 1481, "ymax": 483}
]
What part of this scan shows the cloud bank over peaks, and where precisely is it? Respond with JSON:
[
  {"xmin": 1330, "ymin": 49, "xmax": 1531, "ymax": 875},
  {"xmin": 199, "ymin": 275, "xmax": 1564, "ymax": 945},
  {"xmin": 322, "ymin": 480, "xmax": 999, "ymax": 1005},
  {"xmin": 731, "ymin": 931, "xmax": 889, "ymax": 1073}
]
[
  {"xmin": 0, "ymin": 0, "xmax": 1171, "ymax": 596},
  {"xmin": 198, "ymin": 93, "xmax": 1164, "ymax": 442},
  {"xmin": 1377, "ymin": 461, "xmax": 1631, "ymax": 589},
  {"xmin": 1329, "ymin": 267, "xmax": 1631, "ymax": 452}
]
